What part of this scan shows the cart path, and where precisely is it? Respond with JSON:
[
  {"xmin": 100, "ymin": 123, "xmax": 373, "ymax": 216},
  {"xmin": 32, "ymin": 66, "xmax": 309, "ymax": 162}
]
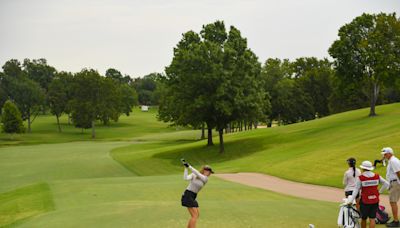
[{"xmin": 216, "ymin": 173, "xmax": 390, "ymax": 208}]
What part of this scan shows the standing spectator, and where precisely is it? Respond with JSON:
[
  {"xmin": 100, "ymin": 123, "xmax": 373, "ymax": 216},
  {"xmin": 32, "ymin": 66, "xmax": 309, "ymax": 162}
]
[{"xmin": 382, "ymin": 147, "xmax": 400, "ymax": 227}]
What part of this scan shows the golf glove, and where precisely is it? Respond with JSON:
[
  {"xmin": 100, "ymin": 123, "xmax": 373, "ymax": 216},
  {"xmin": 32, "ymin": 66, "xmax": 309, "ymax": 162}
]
[{"xmin": 181, "ymin": 158, "xmax": 189, "ymax": 168}]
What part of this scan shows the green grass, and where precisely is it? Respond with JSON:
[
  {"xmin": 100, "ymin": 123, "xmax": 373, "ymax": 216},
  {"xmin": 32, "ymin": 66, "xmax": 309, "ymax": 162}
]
[
  {"xmin": 15, "ymin": 176, "xmax": 337, "ymax": 228},
  {"xmin": 111, "ymin": 103, "xmax": 400, "ymax": 188},
  {"xmin": 0, "ymin": 183, "xmax": 54, "ymax": 227},
  {"xmin": 2, "ymin": 103, "xmax": 399, "ymax": 227},
  {"xmin": 0, "ymin": 140, "xmax": 339, "ymax": 227},
  {"xmin": 0, "ymin": 141, "xmax": 133, "ymax": 193},
  {"xmin": 0, "ymin": 108, "xmax": 187, "ymax": 146}
]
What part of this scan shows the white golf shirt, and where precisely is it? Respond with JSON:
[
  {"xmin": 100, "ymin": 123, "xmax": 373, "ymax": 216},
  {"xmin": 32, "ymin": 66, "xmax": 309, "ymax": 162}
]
[
  {"xmin": 183, "ymin": 166, "xmax": 208, "ymax": 193},
  {"xmin": 343, "ymin": 168, "xmax": 361, "ymax": 192},
  {"xmin": 386, "ymin": 155, "xmax": 400, "ymax": 183}
]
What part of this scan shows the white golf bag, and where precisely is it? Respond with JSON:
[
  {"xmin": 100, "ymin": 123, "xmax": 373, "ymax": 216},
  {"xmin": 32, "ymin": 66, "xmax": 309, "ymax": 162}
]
[{"xmin": 337, "ymin": 204, "xmax": 360, "ymax": 228}]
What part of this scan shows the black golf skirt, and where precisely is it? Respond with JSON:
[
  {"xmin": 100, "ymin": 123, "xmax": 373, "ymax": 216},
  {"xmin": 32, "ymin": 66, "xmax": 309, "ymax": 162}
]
[{"xmin": 181, "ymin": 190, "xmax": 199, "ymax": 208}]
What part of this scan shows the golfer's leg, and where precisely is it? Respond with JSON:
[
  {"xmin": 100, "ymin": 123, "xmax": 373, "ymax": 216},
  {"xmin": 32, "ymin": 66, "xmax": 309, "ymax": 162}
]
[
  {"xmin": 391, "ymin": 202, "xmax": 399, "ymax": 221},
  {"xmin": 187, "ymin": 208, "xmax": 198, "ymax": 228},
  {"xmin": 361, "ymin": 219, "xmax": 366, "ymax": 228},
  {"xmin": 191, "ymin": 208, "xmax": 199, "ymax": 228},
  {"xmin": 368, "ymin": 218, "xmax": 375, "ymax": 228},
  {"xmin": 187, "ymin": 208, "xmax": 195, "ymax": 228}
]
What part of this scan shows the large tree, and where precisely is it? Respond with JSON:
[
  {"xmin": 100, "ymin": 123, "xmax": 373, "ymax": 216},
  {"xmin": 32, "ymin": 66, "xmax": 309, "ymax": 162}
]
[
  {"xmin": 70, "ymin": 69, "xmax": 103, "ymax": 138},
  {"xmin": 1, "ymin": 60, "xmax": 45, "ymax": 132},
  {"xmin": 261, "ymin": 58, "xmax": 317, "ymax": 124},
  {"xmin": 329, "ymin": 13, "xmax": 400, "ymax": 116},
  {"xmin": 70, "ymin": 69, "xmax": 134, "ymax": 138},
  {"xmin": 105, "ymin": 68, "xmax": 138, "ymax": 116},
  {"xmin": 160, "ymin": 21, "xmax": 267, "ymax": 153},
  {"xmin": 293, "ymin": 57, "xmax": 333, "ymax": 117},
  {"xmin": 12, "ymin": 78, "xmax": 45, "ymax": 133},
  {"xmin": 23, "ymin": 58, "xmax": 56, "ymax": 93},
  {"xmin": 48, "ymin": 72, "xmax": 71, "ymax": 132}
]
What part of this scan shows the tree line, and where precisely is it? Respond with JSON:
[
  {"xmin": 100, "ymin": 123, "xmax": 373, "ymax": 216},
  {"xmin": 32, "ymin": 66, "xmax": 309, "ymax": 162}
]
[
  {"xmin": 0, "ymin": 59, "xmax": 162, "ymax": 137},
  {"xmin": 157, "ymin": 13, "xmax": 400, "ymax": 153},
  {"xmin": 1, "ymin": 12, "xmax": 399, "ymax": 148}
]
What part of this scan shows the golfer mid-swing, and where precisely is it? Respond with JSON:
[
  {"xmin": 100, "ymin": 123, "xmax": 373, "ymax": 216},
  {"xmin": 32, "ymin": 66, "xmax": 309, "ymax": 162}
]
[{"xmin": 180, "ymin": 159, "xmax": 214, "ymax": 228}]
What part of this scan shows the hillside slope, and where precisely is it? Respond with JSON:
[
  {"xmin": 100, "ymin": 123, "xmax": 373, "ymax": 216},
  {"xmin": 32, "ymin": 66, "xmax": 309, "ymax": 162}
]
[{"xmin": 112, "ymin": 103, "xmax": 400, "ymax": 187}]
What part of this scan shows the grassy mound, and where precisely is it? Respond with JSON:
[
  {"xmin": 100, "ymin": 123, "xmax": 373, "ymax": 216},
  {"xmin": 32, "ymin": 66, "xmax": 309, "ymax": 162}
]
[{"xmin": 111, "ymin": 103, "xmax": 400, "ymax": 187}]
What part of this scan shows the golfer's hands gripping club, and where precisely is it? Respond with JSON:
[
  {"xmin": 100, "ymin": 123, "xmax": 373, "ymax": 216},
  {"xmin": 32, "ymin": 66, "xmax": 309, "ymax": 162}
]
[{"xmin": 181, "ymin": 158, "xmax": 189, "ymax": 168}]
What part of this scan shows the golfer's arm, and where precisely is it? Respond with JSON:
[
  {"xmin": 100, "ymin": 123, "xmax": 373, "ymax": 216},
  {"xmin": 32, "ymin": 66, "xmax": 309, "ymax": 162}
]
[
  {"xmin": 342, "ymin": 173, "xmax": 347, "ymax": 186},
  {"xmin": 183, "ymin": 168, "xmax": 193, "ymax": 180},
  {"xmin": 379, "ymin": 176, "xmax": 390, "ymax": 193},
  {"xmin": 189, "ymin": 166, "xmax": 207, "ymax": 182}
]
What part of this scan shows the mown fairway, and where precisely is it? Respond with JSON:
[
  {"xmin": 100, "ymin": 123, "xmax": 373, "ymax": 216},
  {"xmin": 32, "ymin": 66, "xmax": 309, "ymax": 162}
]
[
  {"xmin": 0, "ymin": 109, "xmax": 179, "ymax": 146},
  {"xmin": 112, "ymin": 103, "xmax": 400, "ymax": 187},
  {"xmin": 0, "ymin": 135, "xmax": 338, "ymax": 227},
  {"xmin": 1, "ymin": 104, "xmax": 399, "ymax": 227}
]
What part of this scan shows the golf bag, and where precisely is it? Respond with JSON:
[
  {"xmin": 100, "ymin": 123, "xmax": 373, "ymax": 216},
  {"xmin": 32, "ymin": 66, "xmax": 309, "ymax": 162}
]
[
  {"xmin": 375, "ymin": 205, "xmax": 390, "ymax": 224},
  {"xmin": 338, "ymin": 204, "xmax": 360, "ymax": 228}
]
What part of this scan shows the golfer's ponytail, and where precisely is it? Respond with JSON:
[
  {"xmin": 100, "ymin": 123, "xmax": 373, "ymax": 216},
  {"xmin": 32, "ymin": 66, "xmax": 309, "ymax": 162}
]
[{"xmin": 347, "ymin": 158, "xmax": 356, "ymax": 178}]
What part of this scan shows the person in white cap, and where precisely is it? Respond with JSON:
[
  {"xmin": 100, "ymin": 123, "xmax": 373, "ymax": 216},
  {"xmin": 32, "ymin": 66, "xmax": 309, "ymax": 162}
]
[
  {"xmin": 347, "ymin": 160, "xmax": 389, "ymax": 228},
  {"xmin": 382, "ymin": 147, "xmax": 400, "ymax": 227}
]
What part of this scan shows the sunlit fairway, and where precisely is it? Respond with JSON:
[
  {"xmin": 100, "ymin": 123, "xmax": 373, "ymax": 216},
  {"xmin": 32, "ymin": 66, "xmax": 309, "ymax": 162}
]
[
  {"xmin": 1, "ymin": 103, "xmax": 399, "ymax": 227},
  {"xmin": 0, "ymin": 108, "xmax": 181, "ymax": 146}
]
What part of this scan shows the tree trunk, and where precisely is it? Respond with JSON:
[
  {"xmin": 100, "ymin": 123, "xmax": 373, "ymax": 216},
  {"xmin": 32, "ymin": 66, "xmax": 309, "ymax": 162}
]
[
  {"xmin": 254, "ymin": 121, "xmax": 258, "ymax": 129},
  {"xmin": 207, "ymin": 125, "xmax": 213, "ymax": 146},
  {"xmin": 91, "ymin": 121, "xmax": 96, "ymax": 139},
  {"xmin": 27, "ymin": 110, "xmax": 31, "ymax": 133},
  {"xmin": 56, "ymin": 115, "xmax": 62, "ymax": 132},
  {"xmin": 369, "ymin": 82, "xmax": 379, "ymax": 117},
  {"xmin": 219, "ymin": 128, "xmax": 224, "ymax": 154},
  {"xmin": 68, "ymin": 114, "xmax": 71, "ymax": 125},
  {"xmin": 201, "ymin": 123, "xmax": 205, "ymax": 140},
  {"xmin": 244, "ymin": 121, "xmax": 247, "ymax": 131},
  {"xmin": 278, "ymin": 114, "xmax": 281, "ymax": 126}
]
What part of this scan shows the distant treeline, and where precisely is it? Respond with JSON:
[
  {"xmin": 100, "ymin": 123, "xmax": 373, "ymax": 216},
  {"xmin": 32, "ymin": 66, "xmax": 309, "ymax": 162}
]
[
  {"xmin": 0, "ymin": 59, "xmax": 162, "ymax": 137},
  {"xmin": 1, "ymin": 12, "xmax": 399, "ymax": 148}
]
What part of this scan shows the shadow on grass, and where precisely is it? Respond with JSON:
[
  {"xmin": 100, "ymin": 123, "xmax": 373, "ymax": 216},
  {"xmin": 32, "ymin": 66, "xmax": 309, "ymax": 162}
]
[
  {"xmin": 0, "ymin": 183, "xmax": 55, "ymax": 227},
  {"xmin": 152, "ymin": 135, "xmax": 274, "ymax": 167}
]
